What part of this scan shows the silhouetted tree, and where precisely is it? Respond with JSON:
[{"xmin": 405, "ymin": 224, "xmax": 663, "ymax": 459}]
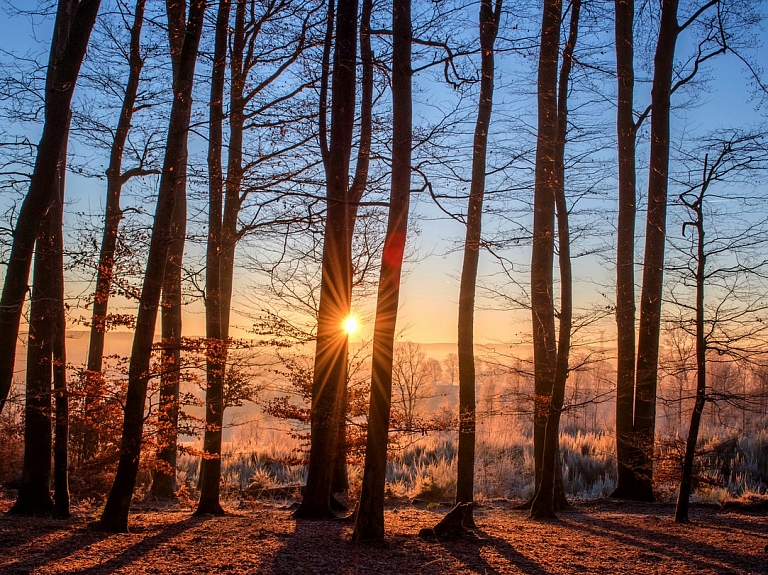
[
  {"xmin": 84, "ymin": 0, "xmax": 149, "ymax": 461},
  {"xmin": 0, "ymin": 0, "xmax": 102, "ymax": 415},
  {"xmin": 454, "ymin": 0, "xmax": 502, "ymax": 527},
  {"xmin": 530, "ymin": 0, "xmax": 580, "ymax": 520},
  {"xmin": 99, "ymin": 0, "xmax": 208, "ymax": 533},
  {"xmin": 294, "ymin": 0, "xmax": 358, "ymax": 519},
  {"xmin": 352, "ymin": 0, "xmax": 412, "ymax": 541},
  {"xmin": 195, "ymin": 0, "xmax": 231, "ymax": 514},
  {"xmin": 670, "ymin": 131, "xmax": 768, "ymax": 522}
]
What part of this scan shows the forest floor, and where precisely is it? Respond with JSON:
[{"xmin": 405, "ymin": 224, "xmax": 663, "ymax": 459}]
[{"xmin": 0, "ymin": 496, "xmax": 766, "ymax": 574}]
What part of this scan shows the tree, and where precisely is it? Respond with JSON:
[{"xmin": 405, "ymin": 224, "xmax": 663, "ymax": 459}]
[
  {"xmin": 529, "ymin": 0, "xmax": 561, "ymax": 511},
  {"xmin": 444, "ymin": 353, "xmax": 458, "ymax": 385},
  {"xmin": 669, "ymin": 131, "xmax": 768, "ymax": 522},
  {"xmin": 352, "ymin": 0, "xmax": 412, "ymax": 541},
  {"xmin": 194, "ymin": 0, "xmax": 231, "ymax": 514},
  {"xmin": 149, "ymin": 0, "xmax": 189, "ymax": 501},
  {"xmin": 294, "ymin": 0, "xmax": 359, "ymax": 520},
  {"xmin": 613, "ymin": 0, "xmax": 751, "ymax": 501},
  {"xmin": 84, "ymin": 0, "xmax": 149, "ymax": 461},
  {"xmin": 611, "ymin": 0, "xmax": 639, "ymax": 500},
  {"xmin": 194, "ymin": 0, "xmax": 321, "ymax": 513},
  {"xmin": 0, "ymin": 0, "xmax": 102, "ymax": 415},
  {"xmin": 98, "ymin": 0, "xmax": 208, "ymax": 533},
  {"xmin": 52, "ymin": 126, "xmax": 70, "ymax": 519},
  {"xmin": 7, "ymin": 0, "xmax": 81, "ymax": 518},
  {"xmin": 530, "ymin": 0, "xmax": 580, "ymax": 520},
  {"xmin": 454, "ymin": 0, "xmax": 501, "ymax": 526},
  {"xmin": 392, "ymin": 342, "xmax": 432, "ymax": 432}
]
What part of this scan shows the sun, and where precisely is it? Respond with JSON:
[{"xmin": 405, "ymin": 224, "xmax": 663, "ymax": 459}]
[{"xmin": 343, "ymin": 315, "xmax": 360, "ymax": 335}]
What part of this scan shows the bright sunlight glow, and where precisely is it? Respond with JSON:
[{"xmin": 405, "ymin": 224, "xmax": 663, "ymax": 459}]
[{"xmin": 343, "ymin": 315, "xmax": 359, "ymax": 335}]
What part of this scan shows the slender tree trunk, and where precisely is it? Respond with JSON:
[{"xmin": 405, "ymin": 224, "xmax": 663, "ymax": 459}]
[
  {"xmin": 634, "ymin": 0, "xmax": 679, "ymax": 503},
  {"xmin": 331, "ymin": 0, "xmax": 374, "ymax": 496},
  {"xmin": 98, "ymin": 0, "xmax": 207, "ymax": 533},
  {"xmin": 352, "ymin": 0, "xmax": 411, "ymax": 542},
  {"xmin": 530, "ymin": 0, "xmax": 579, "ymax": 520},
  {"xmin": 52, "ymin": 125, "xmax": 70, "ymax": 519},
  {"xmin": 83, "ymin": 0, "xmax": 146, "ymax": 461},
  {"xmin": 9, "ymin": 201, "xmax": 58, "ymax": 517},
  {"xmin": 530, "ymin": 0, "xmax": 561, "ymax": 495},
  {"xmin": 675, "ymin": 164, "xmax": 707, "ymax": 524},
  {"xmin": 294, "ymin": 0, "xmax": 358, "ymax": 520},
  {"xmin": 455, "ymin": 0, "xmax": 501, "ymax": 528},
  {"xmin": 611, "ymin": 0, "xmax": 640, "ymax": 500},
  {"xmin": 195, "ymin": 0, "xmax": 231, "ymax": 515},
  {"xmin": 150, "ymin": 0, "xmax": 190, "ymax": 502},
  {"xmin": 0, "ymin": 0, "xmax": 100, "ymax": 415},
  {"xmin": 8, "ymin": 0, "xmax": 80, "ymax": 517},
  {"xmin": 150, "ymin": 188, "xmax": 186, "ymax": 499}
]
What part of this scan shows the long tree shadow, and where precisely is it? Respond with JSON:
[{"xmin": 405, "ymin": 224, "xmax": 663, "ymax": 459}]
[
  {"xmin": 0, "ymin": 516, "xmax": 110, "ymax": 573},
  {"xmin": 566, "ymin": 512, "xmax": 764, "ymax": 573},
  {"xmin": 433, "ymin": 529, "xmax": 554, "ymax": 575},
  {"xmin": 267, "ymin": 517, "xmax": 352, "ymax": 575},
  {"xmin": 2, "ymin": 513, "xmax": 208, "ymax": 575},
  {"xmin": 66, "ymin": 514, "xmax": 210, "ymax": 575}
]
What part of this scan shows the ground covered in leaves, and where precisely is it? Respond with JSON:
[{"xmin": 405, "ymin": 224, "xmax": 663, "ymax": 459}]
[{"xmin": 0, "ymin": 497, "xmax": 766, "ymax": 574}]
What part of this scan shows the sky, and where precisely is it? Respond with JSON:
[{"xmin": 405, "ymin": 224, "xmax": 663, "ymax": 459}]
[{"xmin": 1, "ymin": 0, "xmax": 768, "ymax": 358}]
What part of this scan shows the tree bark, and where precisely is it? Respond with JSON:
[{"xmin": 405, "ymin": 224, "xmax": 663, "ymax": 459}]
[
  {"xmin": 611, "ymin": 0, "xmax": 640, "ymax": 500},
  {"xmin": 98, "ymin": 0, "xmax": 207, "ymax": 533},
  {"xmin": 195, "ymin": 0, "xmax": 231, "ymax": 515},
  {"xmin": 352, "ymin": 0, "xmax": 411, "ymax": 542},
  {"xmin": 530, "ymin": 0, "xmax": 561, "ymax": 494},
  {"xmin": 0, "ymin": 0, "xmax": 100, "ymax": 415},
  {"xmin": 294, "ymin": 0, "xmax": 358, "ymax": 520},
  {"xmin": 9, "ymin": 194, "xmax": 58, "ymax": 517},
  {"xmin": 83, "ymin": 0, "xmax": 147, "ymax": 461},
  {"xmin": 530, "ymin": 0, "xmax": 580, "ymax": 521},
  {"xmin": 8, "ymin": 0, "xmax": 79, "ymax": 518},
  {"xmin": 331, "ymin": 0, "xmax": 374, "ymax": 496},
  {"xmin": 634, "ymin": 0, "xmax": 680, "ymax": 503},
  {"xmin": 455, "ymin": 0, "xmax": 501, "ymax": 528},
  {"xmin": 52, "ymin": 124, "xmax": 71, "ymax": 519}
]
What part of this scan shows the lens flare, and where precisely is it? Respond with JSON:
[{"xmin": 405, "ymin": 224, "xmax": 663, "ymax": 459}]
[{"xmin": 343, "ymin": 315, "xmax": 359, "ymax": 335}]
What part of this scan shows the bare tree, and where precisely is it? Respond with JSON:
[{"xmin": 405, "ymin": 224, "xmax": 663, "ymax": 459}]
[
  {"xmin": 98, "ymin": 0, "xmax": 208, "ymax": 533},
  {"xmin": 83, "ymin": 0, "xmax": 151, "ymax": 461},
  {"xmin": 391, "ymin": 342, "xmax": 432, "ymax": 432},
  {"xmin": 455, "ymin": 0, "xmax": 502, "ymax": 526},
  {"xmin": 194, "ymin": 0, "xmax": 231, "ymax": 514},
  {"xmin": 668, "ymin": 131, "xmax": 768, "ymax": 522},
  {"xmin": 353, "ymin": 0, "xmax": 412, "ymax": 540},
  {"xmin": 0, "ymin": 0, "xmax": 102, "ymax": 415},
  {"xmin": 294, "ymin": 0, "xmax": 358, "ymax": 519},
  {"xmin": 530, "ymin": 0, "xmax": 580, "ymax": 521}
]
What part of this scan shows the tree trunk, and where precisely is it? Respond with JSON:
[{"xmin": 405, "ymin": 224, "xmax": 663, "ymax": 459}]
[
  {"xmin": 674, "ymin": 161, "xmax": 707, "ymax": 524},
  {"xmin": 531, "ymin": 0, "xmax": 580, "ymax": 521},
  {"xmin": 150, "ymin": 0, "xmax": 190, "ymax": 503},
  {"xmin": 530, "ymin": 0, "xmax": 561, "ymax": 494},
  {"xmin": 52, "ymin": 124, "xmax": 70, "ymax": 519},
  {"xmin": 294, "ymin": 0, "xmax": 358, "ymax": 520},
  {"xmin": 634, "ymin": 0, "xmax": 679, "ymax": 503},
  {"xmin": 8, "ymin": 0, "xmax": 80, "ymax": 517},
  {"xmin": 195, "ymin": 0, "xmax": 231, "ymax": 515},
  {"xmin": 0, "ymin": 0, "xmax": 100, "ymax": 415},
  {"xmin": 455, "ymin": 0, "xmax": 501, "ymax": 528},
  {"xmin": 98, "ymin": 0, "xmax": 207, "ymax": 533},
  {"xmin": 330, "ymin": 0, "xmax": 374, "ymax": 497},
  {"xmin": 83, "ymin": 0, "xmax": 146, "ymax": 461},
  {"xmin": 351, "ymin": 0, "xmax": 411, "ymax": 542},
  {"xmin": 611, "ymin": 0, "xmax": 640, "ymax": 501},
  {"xmin": 9, "ymin": 201, "xmax": 57, "ymax": 517}
]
